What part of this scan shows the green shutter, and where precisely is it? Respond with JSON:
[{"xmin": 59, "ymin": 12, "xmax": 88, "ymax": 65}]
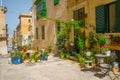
[
  {"xmin": 96, "ymin": 5, "xmax": 107, "ymax": 33},
  {"xmin": 41, "ymin": 11, "xmax": 47, "ymax": 17},
  {"xmin": 116, "ymin": 0, "xmax": 120, "ymax": 32},
  {"xmin": 54, "ymin": 0, "xmax": 60, "ymax": 5},
  {"xmin": 36, "ymin": 0, "xmax": 47, "ymax": 19},
  {"xmin": 34, "ymin": 0, "xmax": 41, "ymax": 5}
]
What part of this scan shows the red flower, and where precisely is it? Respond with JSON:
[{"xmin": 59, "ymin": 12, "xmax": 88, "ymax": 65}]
[{"xmin": 103, "ymin": 45, "xmax": 109, "ymax": 48}]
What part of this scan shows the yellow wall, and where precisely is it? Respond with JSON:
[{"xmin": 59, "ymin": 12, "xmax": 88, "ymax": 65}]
[
  {"xmin": 20, "ymin": 14, "xmax": 32, "ymax": 35},
  {"xmin": 0, "ymin": 6, "xmax": 7, "ymax": 35}
]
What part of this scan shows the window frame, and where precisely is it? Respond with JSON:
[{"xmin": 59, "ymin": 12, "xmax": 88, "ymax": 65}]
[
  {"xmin": 42, "ymin": 26, "xmax": 45, "ymax": 40},
  {"xmin": 96, "ymin": 1, "xmax": 119, "ymax": 33}
]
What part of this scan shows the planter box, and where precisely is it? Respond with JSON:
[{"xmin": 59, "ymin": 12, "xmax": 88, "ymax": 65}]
[{"xmin": 11, "ymin": 57, "xmax": 23, "ymax": 64}]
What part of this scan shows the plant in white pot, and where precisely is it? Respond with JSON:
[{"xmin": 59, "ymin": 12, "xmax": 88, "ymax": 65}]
[{"xmin": 102, "ymin": 45, "xmax": 111, "ymax": 56}]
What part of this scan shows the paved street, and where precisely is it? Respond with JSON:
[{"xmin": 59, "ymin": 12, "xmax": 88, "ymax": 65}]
[{"xmin": 0, "ymin": 54, "xmax": 112, "ymax": 80}]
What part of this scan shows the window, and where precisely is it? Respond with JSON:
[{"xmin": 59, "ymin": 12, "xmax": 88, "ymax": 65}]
[
  {"xmin": 73, "ymin": 7, "xmax": 85, "ymax": 21},
  {"xmin": 36, "ymin": 0, "xmax": 47, "ymax": 19},
  {"xmin": 54, "ymin": 0, "xmax": 60, "ymax": 5},
  {"xmin": 36, "ymin": 27, "xmax": 38, "ymax": 39},
  {"xmin": 28, "ymin": 25, "xmax": 32, "ymax": 31},
  {"xmin": 56, "ymin": 22, "xmax": 60, "ymax": 34},
  {"xmin": 28, "ymin": 36, "xmax": 31, "ymax": 39},
  {"xmin": 96, "ymin": 1, "xmax": 120, "ymax": 33},
  {"xmin": 73, "ymin": 7, "xmax": 85, "ymax": 53},
  {"xmin": 42, "ymin": 26, "xmax": 45, "ymax": 40},
  {"xmin": 28, "ymin": 19, "xmax": 31, "ymax": 23}
]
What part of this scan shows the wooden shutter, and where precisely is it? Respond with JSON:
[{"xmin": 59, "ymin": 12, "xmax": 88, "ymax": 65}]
[
  {"xmin": 116, "ymin": 0, "xmax": 120, "ymax": 32},
  {"xmin": 96, "ymin": 5, "xmax": 107, "ymax": 33}
]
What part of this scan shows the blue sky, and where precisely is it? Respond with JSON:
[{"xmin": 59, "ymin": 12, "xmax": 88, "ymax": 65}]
[{"xmin": 3, "ymin": 0, "xmax": 32, "ymax": 36}]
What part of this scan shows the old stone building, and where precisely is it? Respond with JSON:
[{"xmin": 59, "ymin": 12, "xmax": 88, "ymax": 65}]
[
  {"xmin": 32, "ymin": 0, "xmax": 69, "ymax": 51},
  {"xmin": 15, "ymin": 13, "xmax": 32, "ymax": 48},
  {"xmin": 0, "ymin": 6, "xmax": 8, "ymax": 55},
  {"xmin": 68, "ymin": 0, "xmax": 120, "ymax": 49},
  {"xmin": 32, "ymin": 0, "xmax": 120, "ymax": 52}
]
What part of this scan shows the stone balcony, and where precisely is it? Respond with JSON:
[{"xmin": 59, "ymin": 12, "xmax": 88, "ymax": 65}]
[{"xmin": 0, "ymin": 34, "xmax": 8, "ymax": 40}]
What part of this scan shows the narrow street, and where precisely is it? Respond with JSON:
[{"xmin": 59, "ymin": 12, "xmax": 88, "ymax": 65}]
[{"xmin": 0, "ymin": 54, "xmax": 111, "ymax": 80}]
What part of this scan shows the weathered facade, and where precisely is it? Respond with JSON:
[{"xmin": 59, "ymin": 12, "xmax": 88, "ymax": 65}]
[
  {"xmin": 32, "ymin": 0, "xmax": 120, "ymax": 51},
  {"xmin": 15, "ymin": 13, "xmax": 32, "ymax": 48},
  {"xmin": 32, "ymin": 0, "xmax": 69, "ymax": 51},
  {"xmin": 68, "ymin": 0, "xmax": 120, "ymax": 49},
  {"xmin": 0, "ymin": 6, "xmax": 8, "ymax": 55},
  {"xmin": 7, "ymin": 36, "xmax": 13, "ymax": 53}
]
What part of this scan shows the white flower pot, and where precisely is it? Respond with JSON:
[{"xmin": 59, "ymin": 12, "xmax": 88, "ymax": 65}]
[
  {"xmin": 105, "ymin": 51, "xmax": 111, "ymax": 56},
  {"xmin": 98, "ymin": 58, "xmax": 104, "ymax": 63}
]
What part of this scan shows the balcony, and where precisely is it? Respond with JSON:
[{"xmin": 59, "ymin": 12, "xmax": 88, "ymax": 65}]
[{"xmin": 0, "ymin": 34, "xmax": 8, "ymax": 40}]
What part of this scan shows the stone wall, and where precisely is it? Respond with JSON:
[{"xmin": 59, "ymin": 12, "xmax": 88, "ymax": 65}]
[
  {"xmin": 0, "ymin": 6, "xmax": 8, "ymax": 55},
  {"xmin": 33, "ymin": 0, "xmax": 69, "ymax": 52},
  {"xmin": 0, "ymin": 41, "xmax": 8, "ymax": 55}
]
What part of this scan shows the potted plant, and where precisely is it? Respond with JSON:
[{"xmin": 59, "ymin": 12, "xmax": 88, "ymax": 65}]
[
  {"xmin": 41, "ymin": 50, "xmax": 48, "ymax": 60},
  {"xmin": 109, "ymin": 35, "xmax": 120, "ymax": 45},
  {"xmin": 60, "ymin": 53, "xmax": 65, "ymax": 59},
  {"xmin": 102, "ymin": 45, "xmax": 111, "ymax": 56},
  {"xmin": 83, "ymin": 50, "xmax": 95, "ymax": 68},
  {"xmin": 22, "ymin": 53, "xmax": 30, "ymax": 63},
  {"xmin": 46, "ymin": 45, "xmax": 52, "ymax": 53},
  {"xmin": 65, "ymin": 53, "xmax": 71, "ymax": 59},
  {"xmin": 10, "ymin": 51, "xmax": 23, "ymax": 64},
  {"xmin": 76, "ymin": 54, "xmax": 85, "ymax": 67}
]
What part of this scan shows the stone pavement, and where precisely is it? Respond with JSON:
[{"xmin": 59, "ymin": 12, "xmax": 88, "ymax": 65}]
[{"xmin": 0, "ymin": 54, "xmax": 117, "ymax": 80}]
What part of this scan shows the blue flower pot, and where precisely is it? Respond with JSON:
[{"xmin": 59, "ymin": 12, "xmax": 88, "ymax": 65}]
[
  {"xmin": 11, "ymin": 57, "xmax": 23, "ymax": 64},
  {"xmin": 71, "ymin": 51, "xmax": 77, "ymax": 55},
  {"xmin": 41, "ymin": 55, "xmax": 48, "ymax": 60}
]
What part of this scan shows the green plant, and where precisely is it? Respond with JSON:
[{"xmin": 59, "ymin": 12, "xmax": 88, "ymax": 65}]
[
  {"xmin": 10, "ymin": 51, "xmax": 22, "ymax": 58},
  {"xmin": 60, "ymin": 53, "xmax": 65, "ymax": 59},
  {"xmin": 109, "ymin": 35, "xmax": 119, "ymax": 42},
  {"xmin": 46, "ymin": 45, "xmax": 52, "ymax": 53},
  {"xmin": 78, "ymin": 37, "xmax": 85, "ymax": 49},
  {"xmin": 65, "ymin": 53, "xmax": 71, "ymax": 59},
  {"xmin": 22, "ymin": 53, "xmax": 29, "ymax": 60}
]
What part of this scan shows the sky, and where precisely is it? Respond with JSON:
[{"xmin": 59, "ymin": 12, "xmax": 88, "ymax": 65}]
[{"xmin": 2, "ymin": 0, "xmax": 32, "ymax": 36}]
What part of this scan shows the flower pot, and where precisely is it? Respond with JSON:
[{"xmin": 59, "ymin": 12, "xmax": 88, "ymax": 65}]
[
  {"xmin": 11, "ymin": 57, "xmax": 23, "ymax": 64},
  {"xmin": 97, "ymin": 57, "xmax": 104, "ymax": 63},
  {"xmin": 41, "ymin": 55, "xmax": 48, "ymax": 60},
  {"xmin": 71, "ymin": 51, "xmax": 77, "ymax": 55},
  {"xmin": 105, "ymin": 51, "xmax": 111, "ymax": 56}
]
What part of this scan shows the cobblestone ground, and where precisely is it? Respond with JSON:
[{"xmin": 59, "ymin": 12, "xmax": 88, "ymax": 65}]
[{"xmin": 0, "ymin": 54, "xmax": 118, "ymax": 80}]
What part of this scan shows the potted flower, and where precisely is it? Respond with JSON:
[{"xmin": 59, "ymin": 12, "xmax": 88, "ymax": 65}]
[
  {"xmin": 46, "ymin": 45, "xmax": 52, "ymax": 53},
  {"xmin": 102, "ymin": 45, "xmax": 111, "ymax": 56},
  {"xmin": 109, "ymin": 35, "xmax": 119, "ymax": 45},
  {"xmin": 10, "ymin": 51, "xmax": 23, "ymax": 64},
  {"xmin": 41, "ymin": 50, "xmax": 48, "ymax": 60}
]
